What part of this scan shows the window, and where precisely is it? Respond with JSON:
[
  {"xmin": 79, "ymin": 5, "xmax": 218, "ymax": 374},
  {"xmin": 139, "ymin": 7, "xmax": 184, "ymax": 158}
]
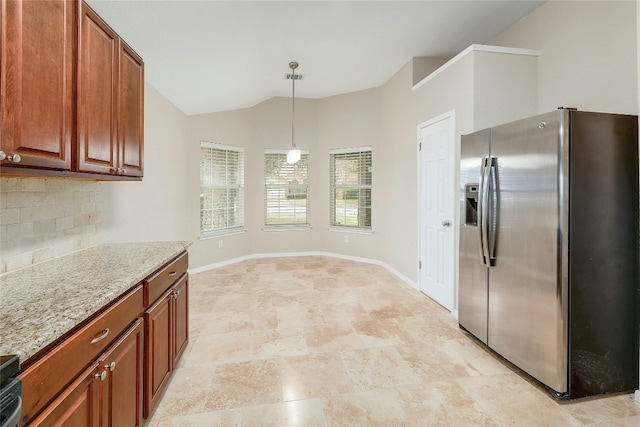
[
  {"xmin": 200, "ymin": 141, "xmax": 244, "ymax": 237},
  {"xmin": 264, "ymin": 150, "xmax": 310, "ymax": 228},
  {"xmin": 330, "ymin": 146, "xmax": 372, "ymax": 230}
]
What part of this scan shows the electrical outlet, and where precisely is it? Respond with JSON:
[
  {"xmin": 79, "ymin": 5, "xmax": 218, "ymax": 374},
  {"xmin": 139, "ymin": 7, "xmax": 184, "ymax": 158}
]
[
  {"xmin": 218, "ymin": 239, "xmax": 223, "ymax": 249},
  {"xmin": 344, "ymin": 235, "xmax": 349, "ymax": 243}
]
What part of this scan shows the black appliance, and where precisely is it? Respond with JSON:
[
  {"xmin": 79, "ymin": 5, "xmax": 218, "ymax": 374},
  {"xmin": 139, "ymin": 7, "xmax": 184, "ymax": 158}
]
[{"xmin": 0, "ymin": 355, "xmax": 21, "ymax": 427}]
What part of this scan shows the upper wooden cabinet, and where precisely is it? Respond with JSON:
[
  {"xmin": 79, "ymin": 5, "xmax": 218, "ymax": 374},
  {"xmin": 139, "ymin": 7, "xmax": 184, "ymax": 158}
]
[
  {"xmin": 118, "ymin": 42, "xmax": 144, "ymax": 178},
  {"xmin": 78, "ymin": 2, "xmax": 144, "ymax": 178},
  {"xmin": 0, "ymin": 0, "xmax": 74, "ymax": 170},
  {"xmin": 0, "ymin": 0, "xmax": 144, "ymax": 179}
]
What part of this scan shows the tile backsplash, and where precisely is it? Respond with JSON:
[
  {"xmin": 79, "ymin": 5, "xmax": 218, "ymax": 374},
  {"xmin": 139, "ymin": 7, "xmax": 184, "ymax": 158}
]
[{"xmin": 0, "ymin": 177, "xmax": 103, "ymax": 274}]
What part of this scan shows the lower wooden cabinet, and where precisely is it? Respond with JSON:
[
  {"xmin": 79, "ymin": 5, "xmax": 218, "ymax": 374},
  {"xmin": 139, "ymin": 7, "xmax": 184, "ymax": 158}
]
[
  {"xmin": 29, "ymin": 319, "xmax": 144, "ymax": 427},
  {"xmin": 29, "ymin": 363, "xmax": 100, "ymax": 427},
  {"xmin": 101, "ymin": 318, "xmax": 144, "ymax": 427},
  {"xmin": 144, "ymin": 273, "xmax": 189, "ymax": 418},
  {"xmin": 173, "ymin": 276, "xmax": 189, "ymax": 366},
  {"xmin": 20, "ymin": 251, "xmax": 188, "ymax": 426},
  {"xmin": 144, "ymin": 287, "xmax": 173, "ymax": 417}
]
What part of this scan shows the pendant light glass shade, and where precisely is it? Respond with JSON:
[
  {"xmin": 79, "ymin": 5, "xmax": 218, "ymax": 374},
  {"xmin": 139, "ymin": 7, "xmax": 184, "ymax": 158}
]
[{"xmin": 286, "ymin": 148, "xmax": 301, "ymax": 164}]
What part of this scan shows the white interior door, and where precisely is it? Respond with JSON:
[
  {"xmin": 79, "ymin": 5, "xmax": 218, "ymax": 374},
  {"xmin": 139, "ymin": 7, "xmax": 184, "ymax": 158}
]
[{"xmin": 418, "ymin": 111, "xmax": 455, "ymax": 311}]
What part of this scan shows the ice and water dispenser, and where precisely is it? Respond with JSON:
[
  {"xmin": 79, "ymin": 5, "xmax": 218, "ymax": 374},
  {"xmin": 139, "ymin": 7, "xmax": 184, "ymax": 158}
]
[{"xmin": 465, "ymin": 183, "xmax": 479, "ymax": 226}]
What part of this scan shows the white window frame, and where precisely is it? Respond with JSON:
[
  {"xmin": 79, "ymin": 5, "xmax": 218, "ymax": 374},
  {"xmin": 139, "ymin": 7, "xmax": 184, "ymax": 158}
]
[
  {"xmin": 199, "ymin": 141, "xmax": 245, "ymax": 238},
  {"xmin": 263, "ymin": 149, "xmax": 311, "ymax": 231},
  {"xmin": 329, "ymin": 146, "xmax": 372, "ymax": 233}
]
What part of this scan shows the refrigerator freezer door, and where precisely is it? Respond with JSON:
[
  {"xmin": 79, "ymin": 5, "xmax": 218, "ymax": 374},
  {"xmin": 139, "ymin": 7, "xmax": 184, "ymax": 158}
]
[
  {"xmin": 459, "ymin": 128, "xmax": 490, "ymax": 344},
  {"xmin": 487, "ymin": 110, "xmax": 568, "ymax": 393}
]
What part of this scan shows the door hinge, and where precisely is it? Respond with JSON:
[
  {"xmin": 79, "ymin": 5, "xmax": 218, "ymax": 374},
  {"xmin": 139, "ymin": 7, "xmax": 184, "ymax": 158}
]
[
  {"xmin": 419, "ymin": 260, "xmax": 422, "ymax": 269},
  {"xmin": 419, "ymin": 142, "xmax": 422, "ymax": 150}
]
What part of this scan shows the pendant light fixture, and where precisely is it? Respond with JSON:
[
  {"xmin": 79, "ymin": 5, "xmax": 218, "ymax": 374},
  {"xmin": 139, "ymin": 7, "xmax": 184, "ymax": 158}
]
[{"xmin": 286, "ymin": 61, "xmax": 302, "ymax": 164}]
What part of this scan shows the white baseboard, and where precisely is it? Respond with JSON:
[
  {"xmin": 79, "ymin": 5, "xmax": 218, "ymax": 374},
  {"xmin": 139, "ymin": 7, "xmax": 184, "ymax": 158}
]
[
  {"xmin": 635, "ymin": 389, "xmax": 640, "ymax": 403},
  {"xmin": 188, "ymin": 251, "xmax": 418, "ymax": 290}
]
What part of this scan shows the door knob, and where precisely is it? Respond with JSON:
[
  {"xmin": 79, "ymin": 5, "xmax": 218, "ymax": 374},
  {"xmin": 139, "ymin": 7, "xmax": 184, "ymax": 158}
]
[{"xmin": 442, "ymin": 220, "xmax": 451, "ymax": 227}]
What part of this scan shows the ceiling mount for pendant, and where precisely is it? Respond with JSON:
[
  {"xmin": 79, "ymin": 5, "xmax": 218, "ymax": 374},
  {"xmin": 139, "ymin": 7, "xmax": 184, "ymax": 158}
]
[{"xmin": 286, "ymin": 61, "xmax": 303, "ymax": 164}]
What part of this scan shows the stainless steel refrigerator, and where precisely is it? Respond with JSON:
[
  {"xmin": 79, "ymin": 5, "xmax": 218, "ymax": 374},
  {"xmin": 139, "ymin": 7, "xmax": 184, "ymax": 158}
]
[{"xmin": 459, "ymin": 108, "xmax": 638, "ymax": 399}]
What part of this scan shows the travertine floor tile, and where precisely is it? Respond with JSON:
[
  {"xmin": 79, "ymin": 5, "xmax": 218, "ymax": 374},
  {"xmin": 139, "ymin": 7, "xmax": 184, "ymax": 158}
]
[
  {"xmin": 147, "ymin": 409, "xmax": 243, "ymax": 427},
  {"xmin": 148, "ymin": 256, "xmax": 640, "ymax": 427},
  {"xmin": 204, "ymin": 359, "xmax": 282, "ymax": 411},
  {"xmin": 240, "ymin": 398, "xmax": 326, "ymax": 426},
  {"xmin": 353, "ymin": 317, "xmax": 415, "ymax": 348},
  {"xmin": 304, "ymin": 322, "xmax": 366, "ymax": 353},
  {"xmin": 251, "ymin": 328, "xmax": 309, "ymax": 359},
  {"xmin": 341, "ymin": 346, "xmax": 423, "ymax": 391},
  {"xmin": 150, "ymin": 365, "xmax": 216, "ymax": 418},
  {"xmin": 395, "ymin": 381, "xmax": 497, "ymax": 427},
  {"xmin": 396, "ymin": 342, "xmax": 479, "ymax": 383},
  {"xmin": 280, "ymin": 353, "xmax": 356, "ymax": 401},
  {"xmin": 560, "ymin": 393, "xmax": 640, "ymax": 425},
  {"xmin": 322, "ymin": 388, "xmax": 408, "ymax": 427},
  {"xmin": 276, "ymin": 301, "xmax": 325, "ymax": 329},
  {"xmin": 458, "ymin": 373, "xmax": 583, "ymax": 426},
  {"xmin": 186, "ymin": 331, "xmax": 253, "ymax": 366}
]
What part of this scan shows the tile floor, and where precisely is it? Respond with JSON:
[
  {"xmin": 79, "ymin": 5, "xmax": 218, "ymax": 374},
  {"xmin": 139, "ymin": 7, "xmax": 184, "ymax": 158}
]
[{"xmin": 147, "ymin": 256, "xmax": 640, "ymax": 426}]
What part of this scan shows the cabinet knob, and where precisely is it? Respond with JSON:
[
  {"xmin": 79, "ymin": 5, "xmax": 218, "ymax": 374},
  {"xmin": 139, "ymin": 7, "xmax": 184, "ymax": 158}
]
[
  {"xmin": 95, "ymin": 370, "xmax": 107, "ymax": 381},
  {"xmin": 110, "ymin": 167, "xmax": 118, "ymax": 174},
  {"xmin": 104, "ymin": 361, "xmax": 116, "ymax": 372},
  {"xmin": 119, "ymin": 167, "xmax": 126, "ymax": 174},
  {"xmin": 0, "ymin": 151, "xmax": 21, "ymax": 163}
]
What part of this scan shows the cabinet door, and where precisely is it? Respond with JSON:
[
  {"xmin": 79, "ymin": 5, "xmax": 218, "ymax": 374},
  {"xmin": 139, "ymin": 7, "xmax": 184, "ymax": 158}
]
[
  {"xmin": 100, "ymin": 319, "xmax": 144, "ymax": 427},
  {"xmin": 0, "ymin": 0, "xmax": 73, "ymax": 170},
  {"xmin": 28, "ymin": 363, "xmax": 100, "ymax": 427},
  {"xmin": 118, "ymin": 42, "xmax": 144, "ymax": 177},
  {"xmin": 77, "ymin": 2, "xmax": 118, "ymax": 175},
  {"xmin": 173, "ymin": 276, "xmax": 189, "ymax": 365},
  {"xmin": 144, "ymin": 288, "xmax": 173, "ymax": 418}
]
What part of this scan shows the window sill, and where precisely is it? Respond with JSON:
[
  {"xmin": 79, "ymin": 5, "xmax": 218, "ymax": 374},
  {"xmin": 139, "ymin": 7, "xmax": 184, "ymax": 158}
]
[
  {"xmin": 328, "ymin": 227, "xmax": 373, "ymax": 235},
  {"xmin": 200, "ymin": 228, "xmax": 246, "ymax": 240},
  {"xmin": 262, "ymin": 225, "xmax": 312, "ymax": 232}
]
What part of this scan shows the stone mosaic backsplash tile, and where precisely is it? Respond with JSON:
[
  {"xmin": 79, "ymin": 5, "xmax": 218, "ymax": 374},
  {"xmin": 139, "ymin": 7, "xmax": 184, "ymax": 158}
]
[{"xmin": 0, "ymin": 177, "xmax": 102, "ymax": 273}]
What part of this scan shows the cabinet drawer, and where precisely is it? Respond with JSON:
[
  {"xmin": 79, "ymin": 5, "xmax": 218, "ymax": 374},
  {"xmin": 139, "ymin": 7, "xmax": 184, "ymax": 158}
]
[
  {"xmin": 19, "ymin": 285, "xmax": 144, "ymax": 424},
  {"xmin": 145, "ymin": 251, "xmax": 188, "ymax": 306}
]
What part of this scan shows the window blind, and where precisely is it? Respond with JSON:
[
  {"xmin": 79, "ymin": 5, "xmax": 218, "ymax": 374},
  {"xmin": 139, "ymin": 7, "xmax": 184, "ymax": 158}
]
[
  {"xmin": 200, "ymin": 141, "xmax": 244, "ymax": 236},
  {"xmin": 330, "ymin": 147, "xmax": 372, "ymax": 229},
  {"xmin": 264, "ymin": 150, "xmax": 310, "ymax": 227}
]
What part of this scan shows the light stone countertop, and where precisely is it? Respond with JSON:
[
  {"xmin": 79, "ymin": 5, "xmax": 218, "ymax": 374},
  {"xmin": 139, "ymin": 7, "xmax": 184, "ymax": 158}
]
[{"xmin": 0, "ymin": 241, "xmax": 191, "ymax": 365}]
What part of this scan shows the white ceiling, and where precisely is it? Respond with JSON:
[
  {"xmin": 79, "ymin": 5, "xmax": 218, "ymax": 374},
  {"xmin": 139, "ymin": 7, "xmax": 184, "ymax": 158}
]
[{"xmin": 87, "ymin": 0, "xmax": 545, "ymax": 115}]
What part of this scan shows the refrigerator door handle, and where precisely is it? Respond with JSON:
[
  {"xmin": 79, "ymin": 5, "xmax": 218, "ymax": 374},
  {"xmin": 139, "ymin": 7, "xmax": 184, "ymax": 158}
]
[
  {"xmin": 478, "ymin": 157, "xmax": 489, "ymax": 265},
  {"xmin": 488, "ymin": 157, "xmax": 498, "ymax": 266},
  {"xmin": 481, "ymin": 157, "xmax": 492, "ymax": 266}
]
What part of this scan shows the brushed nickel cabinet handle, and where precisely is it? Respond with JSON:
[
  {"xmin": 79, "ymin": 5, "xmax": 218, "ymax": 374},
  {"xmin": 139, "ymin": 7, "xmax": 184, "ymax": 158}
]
[
  {"xmin": 90, "ymin": 328, "xmax": 110, "ymax": 344},
  {"xmin": 95, "ymin": 370, "xmax": 107, "ymax": 381},
  {"xmin": 168, "ymin": 271, "xmax": 177, "ymax": 277},
  {"xmin": 104, "ymin": 361, "xmax": 116, "ymax": 372}
]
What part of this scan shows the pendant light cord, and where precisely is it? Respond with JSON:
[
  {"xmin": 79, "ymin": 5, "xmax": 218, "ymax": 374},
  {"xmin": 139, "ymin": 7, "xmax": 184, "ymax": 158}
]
[{"xmin": 291, "ymin": 66, "xmax": 296, "ymax": 150}]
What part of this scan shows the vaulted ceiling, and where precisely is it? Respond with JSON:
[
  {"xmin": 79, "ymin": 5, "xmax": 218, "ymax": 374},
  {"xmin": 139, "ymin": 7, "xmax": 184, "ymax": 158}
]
[{"xmin": 87, "ymin": 0, "xmax": 545, "ymax": 115}]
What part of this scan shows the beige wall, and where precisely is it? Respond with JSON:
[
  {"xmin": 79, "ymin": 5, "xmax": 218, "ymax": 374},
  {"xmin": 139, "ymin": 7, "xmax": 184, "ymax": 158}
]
[
  {"xmin": 101, "ymin": 83, "xmax": 190, "ymax": 244},
  {"xmin": 489, "ymin": 0, "xmax": 638, "ymax": 115},
  {"xmin": 316, "ymin": 89, "xmax": 382, "ymax": 259},
  {"xmin": 186, "ymin": 91, "xmax": 383, "ymax": 270}
]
